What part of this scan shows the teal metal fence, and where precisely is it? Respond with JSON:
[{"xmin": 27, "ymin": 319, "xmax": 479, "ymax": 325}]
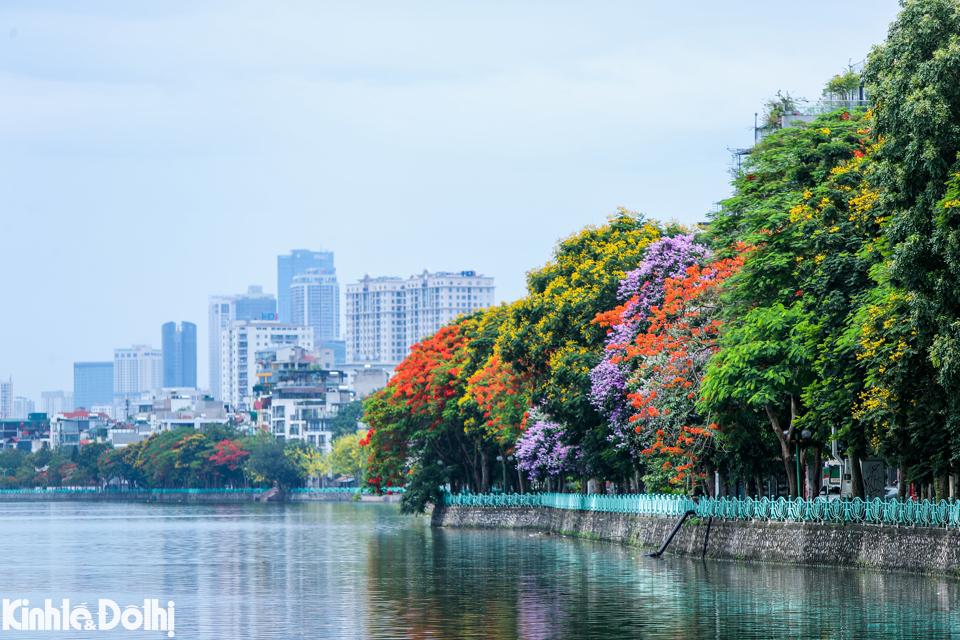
[
  {"xmin": 289, "ymin": 488, "xmax": 358, "ymax": 494},
  {"xmin": 440, "ymin": 492, "xmax": 960, "ymax": 528},
  {"xmin": 441, "ymin": 492, "xmax": 696, "ymax": 516}
]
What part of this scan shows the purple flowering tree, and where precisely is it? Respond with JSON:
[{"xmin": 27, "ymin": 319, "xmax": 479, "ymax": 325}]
[
  {"xmin": 589, "ymin": 233, "xmax": 711, "ymax": 455},
  {"xmin": 514, "ymin": 407, "xmax": 582, "ymax": 483}
]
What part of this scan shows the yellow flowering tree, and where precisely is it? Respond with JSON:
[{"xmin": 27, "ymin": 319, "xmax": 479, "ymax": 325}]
[{"xmin": 497, "ymin": 209, "xmax": 663, "ymax": 482}]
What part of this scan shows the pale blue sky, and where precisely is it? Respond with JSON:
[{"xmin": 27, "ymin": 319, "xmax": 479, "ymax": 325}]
[{"xmin": 1, "ymin": 1, "xmax": 902, "ymax": 401}]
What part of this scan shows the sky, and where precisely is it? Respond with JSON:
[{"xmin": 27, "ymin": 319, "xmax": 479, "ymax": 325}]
[{"xmin": 1, "ymin": 0, "xmax": 903, "ymax": 403}]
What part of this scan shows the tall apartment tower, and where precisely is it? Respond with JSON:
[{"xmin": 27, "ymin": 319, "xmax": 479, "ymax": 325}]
[
  {"xmin": 114, "ymin": 345, "xmax": 163, "ymax": 395},
  {"xmin": 345, "ymin": 270, "xmax": 495, "ymax": 364},
  {"xmin": 277, "ymin": 250, "xmax": 335, "ymax": 323},
  {"xmin": 41, "ymin": 391, "xmax": 73, "ymax": 416},
  {"xmin": 162, "ymin": 321, "xmax": 198, "ymax": 388},
  {"xmin": 12, "ymin": 397, "xmax": 35, "ymax": 419},
  {"xmin": 219, "ymin": 321, "xmax": 313, "ymax": 409},
  {"xmin": 0, "ymin": 378, "xmax": 12, "ymax": 419},
  {"xmin": 73, "ymin": 362, "xmax": 114, "ymax": 411},
  {"xmin": 290, "ymin": 268, "xmax": 340, "ymax": 345},
  {"xmin": 208, "ymin": 286, "xmax": 277, "ymax": 400}
]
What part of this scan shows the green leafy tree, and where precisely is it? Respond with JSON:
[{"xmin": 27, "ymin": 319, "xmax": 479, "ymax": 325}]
[
  {"xmin": 330, "ymin": 400, "xmax": 364, "ymax": 439},
  {"xmin": 99, "ymin": 440, "xmax": 148, "ymax": 488},
  {"xmin": 859, "ymin": 0, "xmax": 960, "ymax": 495},
  {"xmin": 329, "ymin": 433, "xmax": 365, "ymax": 482},
  {"xmin": 76, "ymin": 442, "xmax": 110, "ymax": 485},
  {"xmin": 706, "ymin": 106, "xmax": 875, "ymax": 498},
  {"xmin": 284, "ymin": 441, "xmax": 329, "ymax": 484},
  {"xmin": 823, "ymin": 70, "xmax": 862, "ymax": 100},
  {"xmin": 244, "ymin": 436, "xmax": 301, "ymax": 488}
]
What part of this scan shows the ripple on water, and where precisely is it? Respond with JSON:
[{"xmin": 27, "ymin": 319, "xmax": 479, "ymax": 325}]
[{"xmin": 2, "ymin": 501, "xmax": 959, "ymax": 639}]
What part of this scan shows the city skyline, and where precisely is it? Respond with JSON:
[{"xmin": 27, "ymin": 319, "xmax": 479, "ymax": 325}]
[{"xmin": 0, "ymin": 2, "xmax": 903, "ymax": 401}]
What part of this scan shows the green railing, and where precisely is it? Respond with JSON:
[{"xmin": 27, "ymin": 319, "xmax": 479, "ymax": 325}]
[
  {"xmin": 697, "ymin": 495, "xmax": 960, "ymax": 527},
  {"xmin": 440, "ymin": 492, "xmax": 960, "ymax": 528},
  {"xmin": 441, "ymin": 492, "xmax": 696, "ymax": 516},
  {"xmin": 289, "ymin": 488, "xmax": 358, "ymax": 493}
]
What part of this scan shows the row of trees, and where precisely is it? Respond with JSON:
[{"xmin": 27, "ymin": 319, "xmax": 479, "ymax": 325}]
[
  {"xmin": 0, "ymin": 425, "xmax": 366, "ymax": 490},
  {"xmin": 363, "ymin": 1, "xmax": 960, "ymax": 512}
]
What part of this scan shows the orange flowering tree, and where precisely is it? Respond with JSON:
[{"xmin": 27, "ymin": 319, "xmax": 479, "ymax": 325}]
[
  {"xmin": 602, "ymin": 249, "xmax": 747, "ymax": 492},
  {"xmin": 460, "ymin": 306, "xmax": 532, "ymax": 448},
  {"xmin": 363, "ymin": 313, "xmax": 519, "ymax": 512}
]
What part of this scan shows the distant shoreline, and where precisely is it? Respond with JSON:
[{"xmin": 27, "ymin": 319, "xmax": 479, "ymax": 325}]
[{"xmin": 0, "ymin": 490, "xmax": 401, "ymax": 504}]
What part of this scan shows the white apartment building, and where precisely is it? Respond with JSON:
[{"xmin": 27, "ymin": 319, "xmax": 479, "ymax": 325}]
[
  {"xmin": 114, "ymin": 345, "xmax": 163, "ymax": 395},
  {"xmin": 208, "ymin": 286, "xmax": 277, "ymax": 401},
  {"xmin": 13, "ymin": 397, "xmax": 35, "ymax": 419},
  {"xmin": 0, "ymin": 378, "xmax": 11, "ymax": 419},
  {"xmin": 291, "ymin": 268, "xmax": 340, "ymax": 344},
  {"xmin": 41, "ymin": 391, "xmax": 73, "ymax": 417},
  {"xmin": 268, "ymin": 386, "xmax": 350, "ymax": 453},
  {"xmin": 220, "ymin": 321, "xmax": 313, "ymax": 410},
  {"xmin": 345, "ymin": 270, "xmax": 495, "ymax": 364}
]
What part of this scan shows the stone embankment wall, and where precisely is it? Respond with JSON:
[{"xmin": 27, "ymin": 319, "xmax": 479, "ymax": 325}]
[{"xmin": 432, "ymin": 505, "xmax": 960, "ymax": 574}]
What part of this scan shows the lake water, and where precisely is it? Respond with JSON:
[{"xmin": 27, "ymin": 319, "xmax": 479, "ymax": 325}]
[{"xmin": 2, "ymin": 501, "xmax": 960, "ymax": 639}]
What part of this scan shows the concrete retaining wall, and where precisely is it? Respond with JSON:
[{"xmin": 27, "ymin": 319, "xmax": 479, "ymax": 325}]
[{"xmin": 432, "ymin": 505, "xmax": 960, "ymax": 574}]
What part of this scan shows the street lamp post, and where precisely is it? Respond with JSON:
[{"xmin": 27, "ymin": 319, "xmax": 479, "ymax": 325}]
[
  {"xmin": 785, "ymin": 429, "xmax": 812, "ymax": 499},
  {"xmin": 800, "ymin": 429, "xmax": 812, "ymax": 498}
]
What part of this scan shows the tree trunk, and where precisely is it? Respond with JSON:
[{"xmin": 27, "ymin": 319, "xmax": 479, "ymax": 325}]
[
  {"xmin": 480, "ymin": 449, "xmax": 490, "ymax": 493},
  {"xmin": 849, "ymin": 452, "xmax": 865, "ymax": 500},
  {"xmin": 766, "ymin": 401, "xmax": 798, "ymax": 499},
  {"xmin": 806, "ymin": 446, "xmax": 821, "ymax": 499},
  {"xmin": 937, "ymin": 474, "xmax": 949, "ymax": 502},
  {"xmin": 704, "ymin": 462, "xmax": 716, "ymax": 498},
  {"xmin": 898, "ymin": 458, "xmax": 907, "ymax": 499}
]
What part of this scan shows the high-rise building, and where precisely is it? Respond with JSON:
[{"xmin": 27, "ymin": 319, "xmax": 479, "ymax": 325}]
[
  {"xmin": 208, "ymin": 286, "xmax": 277, "ymax": 400},
  {"xmin": 219, "ymin": 320, "xmax": 313, "ymax": 409},
  {"xmin": 277, "ymin": 250, "xmax": 335, "ymax": 323},
  {"xmin": 291, "ymin": 268, "xmax": 340, "ymax": 345},
  {"xmin": 114, "ymin": 345, "xmax": 163, "ymax": 395},
  {"xmin": 345, "ymin": 270, "xmax": 495, "ymax": 364},
  {"xmin": 74, "ymin": 362, "xmax": 114, "ymax": 411},
  {"xmin": 12, "ymin": 397, "xmax": 35, "ymax": 419},
  {"xmin": 41, "ymin": 391, "xmax": 73, "ymax": 417},
  {"xmin": 162, "ymin": 321, "xmax": 198, "ymax": 388},
  {"xmin": 0, "ymin": 378, "xmax": 12, "ymax": 419}
]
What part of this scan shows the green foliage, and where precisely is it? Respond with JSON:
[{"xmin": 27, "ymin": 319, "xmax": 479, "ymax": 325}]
[
  {"xmin": 329, "ymin": 433, "xmax": 364, "ymax": 481},
  {"xmin": 823, "ymin": 70, "xmax": 861, "ymax": 99},
  {"xmin": 330, "ymin": 400, "xmax": 364, "ymax": 439},
  {"xmin": 758, "ymin": 90, "xmax": 807, "ymax": 132},
  {"xmin": 858, "ymin": 0, "xmax": 960, "ymax": 477},
  {"xmin": 244, "ymin": 435, "xmax": 302, "ymax": 488}
]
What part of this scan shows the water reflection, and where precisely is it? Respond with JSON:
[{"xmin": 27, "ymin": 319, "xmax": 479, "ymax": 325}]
[{"xmin": 1, "ymin": 502, "xmax": 959, "ymax": 639}]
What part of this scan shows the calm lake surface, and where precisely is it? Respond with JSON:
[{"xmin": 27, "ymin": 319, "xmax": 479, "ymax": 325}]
[{"xmin": 2, "ymin": 501, "xmax": 960, "ymax": 639}]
